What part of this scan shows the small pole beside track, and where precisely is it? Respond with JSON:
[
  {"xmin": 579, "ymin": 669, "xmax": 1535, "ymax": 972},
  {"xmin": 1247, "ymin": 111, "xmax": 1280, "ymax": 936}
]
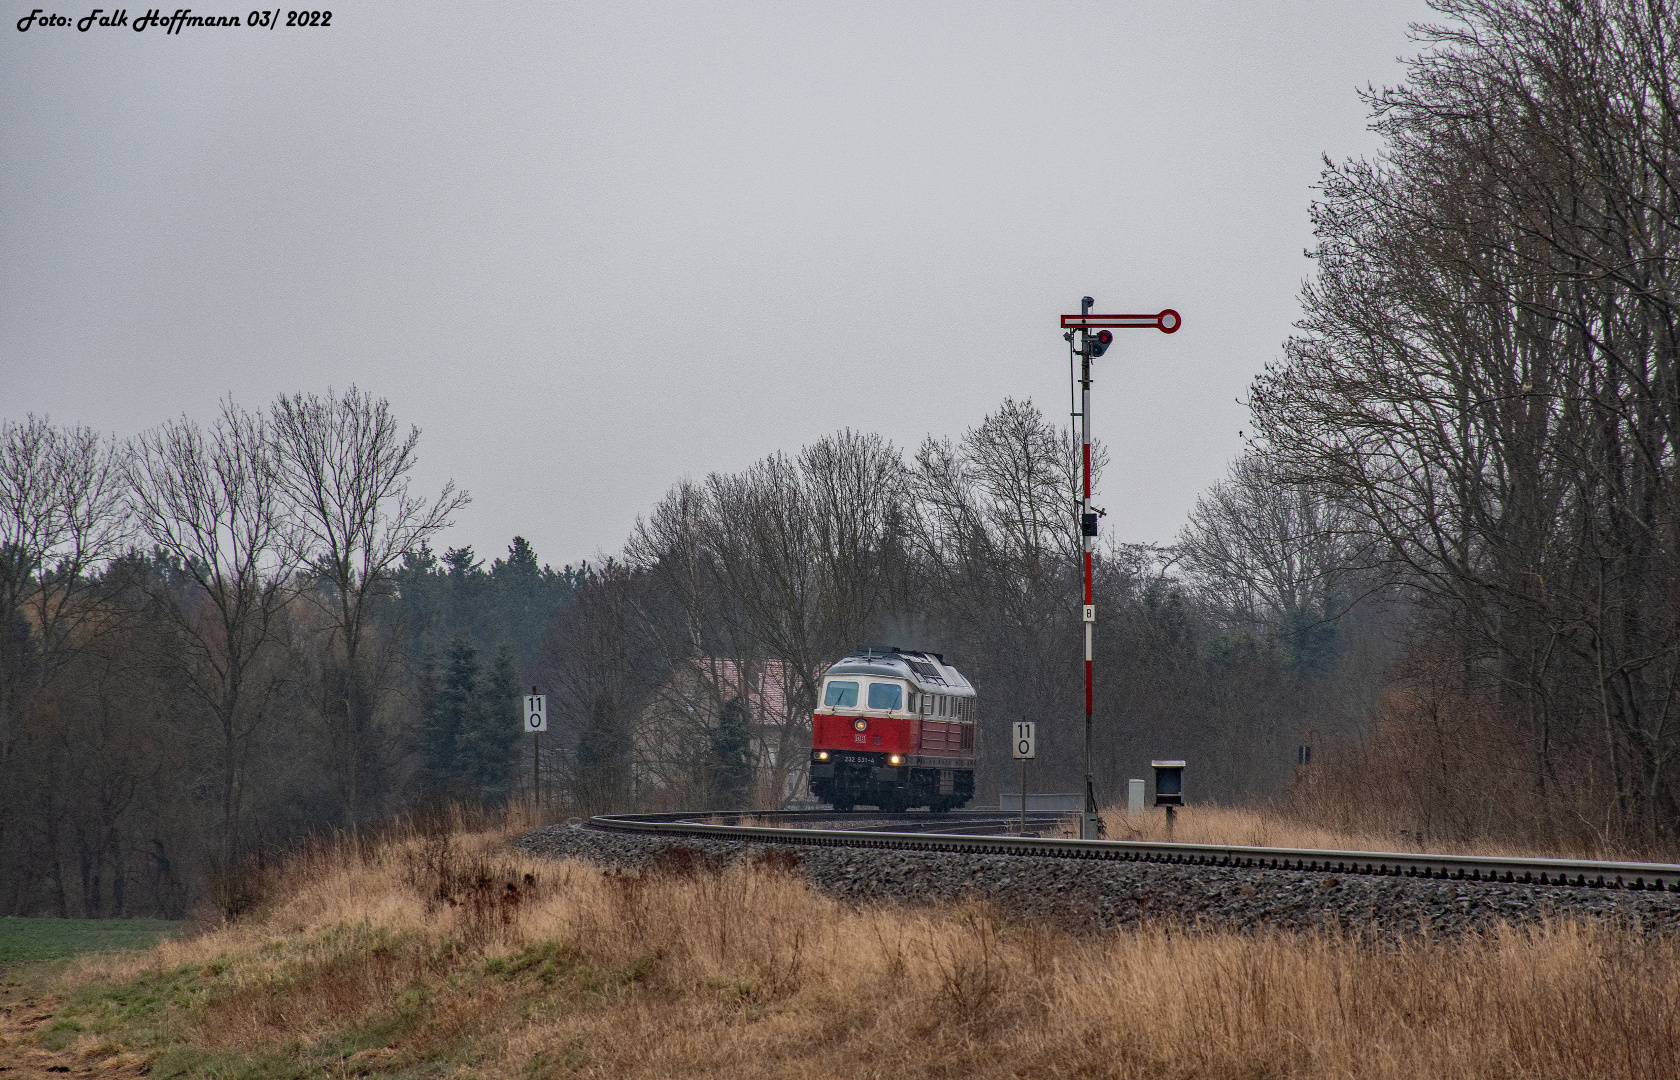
[
  {"xmin": 525, "ymin": 687, "xmax": 548, "ymax": 826},
  {"xmin": 1013, "ymin": 720, "xmax": 1036, "ymax": 835}
]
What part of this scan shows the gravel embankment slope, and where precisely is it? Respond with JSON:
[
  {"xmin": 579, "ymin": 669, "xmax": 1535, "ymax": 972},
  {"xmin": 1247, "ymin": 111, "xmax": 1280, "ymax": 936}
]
[{"xmin": 516, "ymin": 823, "xmax": 1680, "ymax": 938}]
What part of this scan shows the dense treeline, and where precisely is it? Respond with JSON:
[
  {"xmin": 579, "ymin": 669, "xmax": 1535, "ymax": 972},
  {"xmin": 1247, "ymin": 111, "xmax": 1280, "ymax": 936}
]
[
  {"xmin": 1247, "ymin": 0, "xmax": 1680, "ymax": 846},
  {"xmin": 0, "ymin": 392, "xmax": 579, "ymax": 917}
]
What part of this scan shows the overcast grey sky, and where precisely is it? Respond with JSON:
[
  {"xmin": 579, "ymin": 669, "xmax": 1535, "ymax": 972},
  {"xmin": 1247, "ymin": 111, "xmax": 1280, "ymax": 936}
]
[{"xmin": 3, "ymin": 1, "xmax": 1435, "ymax": 570}]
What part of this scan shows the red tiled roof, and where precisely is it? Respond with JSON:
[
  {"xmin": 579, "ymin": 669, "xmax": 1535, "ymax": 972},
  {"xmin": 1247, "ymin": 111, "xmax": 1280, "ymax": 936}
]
[{"xmin": 691, "ymin": 657, "xmax": 799, "ymax": 727}]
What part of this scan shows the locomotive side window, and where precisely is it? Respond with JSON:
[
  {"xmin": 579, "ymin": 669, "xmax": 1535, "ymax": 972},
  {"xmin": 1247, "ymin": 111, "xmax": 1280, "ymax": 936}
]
[
  {"xmin": 867, "ymin": 682, "xmax": 903, "ymax": 711},
  {"xmin": 824, "ymin": 680, "xmax": 859, "ymax": 707},
  {"xmin": 921, "ymin": 695, "xmax": 934, "ymax": 715}
]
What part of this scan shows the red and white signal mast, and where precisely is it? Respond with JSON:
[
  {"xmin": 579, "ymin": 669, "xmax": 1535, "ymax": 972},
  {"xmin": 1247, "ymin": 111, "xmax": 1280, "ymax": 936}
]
[{"xmin": 1060, "ymin": 298, "xmax": 1181, "ymax": 839}]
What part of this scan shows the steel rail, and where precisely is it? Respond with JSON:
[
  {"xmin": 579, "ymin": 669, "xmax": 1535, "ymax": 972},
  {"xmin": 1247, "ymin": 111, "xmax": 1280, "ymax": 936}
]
[{"xmin": 587, "ymin": 811, "xmax": 1680, "ymax": 892}]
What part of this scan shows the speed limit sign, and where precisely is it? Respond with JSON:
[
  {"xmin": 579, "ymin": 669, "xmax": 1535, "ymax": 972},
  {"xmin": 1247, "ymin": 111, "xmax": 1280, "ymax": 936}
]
[
  {"xmin": 524, "ymin": 694, "xmax": 547, "ymax": 733},
  {"xmin": 1012, "ymin": 721, "xmax": 1035, "ymax": 759}
]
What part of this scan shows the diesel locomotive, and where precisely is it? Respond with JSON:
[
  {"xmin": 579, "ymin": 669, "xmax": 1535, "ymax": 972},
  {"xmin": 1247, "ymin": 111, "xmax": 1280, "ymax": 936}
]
[{"xmin": 807, "ymin": 647, "xmax": 977, "ymax": 812}]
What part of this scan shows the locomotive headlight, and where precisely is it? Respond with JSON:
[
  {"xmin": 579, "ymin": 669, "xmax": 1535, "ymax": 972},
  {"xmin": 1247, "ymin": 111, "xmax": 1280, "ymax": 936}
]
[
  {"xmin": 816, "ymin": 750, "xmax": 829, "ymax": 760},
  {"xmin": 889, "ymin": 754, "xmax": 902, "ymax": 765},
  {"xmin": 853, "ymin": 719, "xmax": 867, "ymax": 732}
]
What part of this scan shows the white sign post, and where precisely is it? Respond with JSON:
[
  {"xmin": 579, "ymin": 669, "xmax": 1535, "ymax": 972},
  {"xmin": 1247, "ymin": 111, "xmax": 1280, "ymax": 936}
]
[
  {"xmin": 524, "ymin": 694, "xmax": 548, "ymax": 733},
  {"xmin": 524, "ymin": 690, "xmax": 547, "ymax": 825},
  {"xmin": 1012, "ymin": 721, "xmax": 1036, "ymax": 832}
]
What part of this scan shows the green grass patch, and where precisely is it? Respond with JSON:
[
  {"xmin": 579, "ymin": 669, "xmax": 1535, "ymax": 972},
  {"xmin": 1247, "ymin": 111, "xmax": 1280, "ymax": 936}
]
[
  {"xmin": 64, "ymin": 962, "xmax": 207, "ymax": 1028},
  {"xmin": 146, "ymin": 1046, "xmax": 324, "ymax": 1080},
  {"xmin": 0, "ymin": 916, "xmax": 183, "ymax": 964},
  {"xmin": 12, "ymin": 924, "xmax": 634, "ymax": 1077}
]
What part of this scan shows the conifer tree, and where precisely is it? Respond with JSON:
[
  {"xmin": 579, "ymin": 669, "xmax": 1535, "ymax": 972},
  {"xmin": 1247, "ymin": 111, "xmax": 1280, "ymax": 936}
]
[
  {"xmin": 422, "ymin": 635, "xmax": 519, "ymax": 803},
  {"xmin": 465, "ymin": 643, "xmax": 519, "ymax": 801},
  {"xmin": 422, "ymin": 635, "xmax": 478, "ymax": 793},
  {"xmin": 711, "ymin": 695, "xmax": 753, "ymax": 809}
]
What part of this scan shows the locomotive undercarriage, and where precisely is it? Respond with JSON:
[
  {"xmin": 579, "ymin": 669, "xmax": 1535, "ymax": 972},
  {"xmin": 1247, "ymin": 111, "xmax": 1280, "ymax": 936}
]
[{"xmin": 809, "ymin": 751, "xmax": 974, "ymax": 813}]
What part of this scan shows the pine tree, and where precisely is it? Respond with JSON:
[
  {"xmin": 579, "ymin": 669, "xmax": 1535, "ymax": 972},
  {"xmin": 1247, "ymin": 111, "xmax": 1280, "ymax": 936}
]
[
  {"xmin": 465, "ymin": 643, "xmax": 519, "ymax": 801},
  {"xmin": 711, "ymin": 695, "xmax": 754, "ymax": 809},
  {"xmin": 421, "ymin": 634, "xmax": 524, "ymax": 804},
  {"xmin": 422, "ymin": 635, "xmax": 478, "ymax": 793}
]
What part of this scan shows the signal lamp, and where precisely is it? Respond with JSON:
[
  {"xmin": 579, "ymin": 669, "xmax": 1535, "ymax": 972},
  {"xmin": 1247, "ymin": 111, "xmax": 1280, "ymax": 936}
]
[
  {"xmin": 853, "ymin": 718, "xmax": 868, "ymax": 732},
  {"xmin": 1089, "ymin": 329, "xmax": 1113, "ymax": 357}
]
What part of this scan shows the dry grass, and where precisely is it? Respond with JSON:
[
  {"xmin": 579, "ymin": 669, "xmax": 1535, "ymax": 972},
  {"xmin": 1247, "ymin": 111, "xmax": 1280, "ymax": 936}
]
[
  {"xmin": 1100, "ymin": 802, "xmax": 1472, "ymax": 854},
  {"xmin": 17, "ymin": 814, "xmax": 1679, "ymax": 1079},
  {"xmin": 1100, "ymin": 801, "xmax": 1673, "ymax": 863}
]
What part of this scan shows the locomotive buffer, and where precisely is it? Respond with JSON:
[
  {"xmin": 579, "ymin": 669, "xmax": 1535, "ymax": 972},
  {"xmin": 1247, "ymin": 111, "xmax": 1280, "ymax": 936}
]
[{"xmin": 1060, "ymin": 299, "xmax": 1181, "ymax": 839}]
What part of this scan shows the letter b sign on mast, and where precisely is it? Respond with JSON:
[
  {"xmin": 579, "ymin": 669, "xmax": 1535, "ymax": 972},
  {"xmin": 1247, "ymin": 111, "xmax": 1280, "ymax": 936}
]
[{"xmin": 524, "ymin": 694, "xmax": 547, "ymax": 733}]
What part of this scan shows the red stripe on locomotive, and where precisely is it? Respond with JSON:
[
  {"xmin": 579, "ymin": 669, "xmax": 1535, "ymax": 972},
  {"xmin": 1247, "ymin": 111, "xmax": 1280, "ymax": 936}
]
[
  {"xmin": 812, "ymin": 713, "xmax": 973, "ymax": 755},
  {"xmin": 812, "ymin": 711, "xmax": 911, "ymax": 753}
]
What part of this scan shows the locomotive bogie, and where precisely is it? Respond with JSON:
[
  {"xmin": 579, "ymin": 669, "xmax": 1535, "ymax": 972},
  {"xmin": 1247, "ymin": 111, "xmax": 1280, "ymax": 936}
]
[{"xmin": 807, "ymin": 749, "xmax": 976, "ymax": 812}]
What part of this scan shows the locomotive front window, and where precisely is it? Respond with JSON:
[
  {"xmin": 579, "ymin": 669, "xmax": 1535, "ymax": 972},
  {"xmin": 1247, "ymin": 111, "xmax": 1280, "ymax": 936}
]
[
  {"xmin": 867, "ymin": 682, "xmax": 903, "ymax": 711},
  {"xmin": 824, "ymin": 680, "xmax": 859, "ymax": 707}
]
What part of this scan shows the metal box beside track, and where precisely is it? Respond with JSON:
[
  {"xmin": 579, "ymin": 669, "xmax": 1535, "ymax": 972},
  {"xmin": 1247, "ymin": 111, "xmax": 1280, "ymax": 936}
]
[{"xmin": 1152, "ymin": 760, "xmax": 1186, "ymax": 806}]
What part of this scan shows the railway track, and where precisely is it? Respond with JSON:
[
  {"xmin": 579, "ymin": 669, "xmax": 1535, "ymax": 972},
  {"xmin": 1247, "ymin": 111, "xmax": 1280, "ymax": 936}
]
[{"xmin": 589, "ymin": 810, "xmax": 1680, "ymax": 892}]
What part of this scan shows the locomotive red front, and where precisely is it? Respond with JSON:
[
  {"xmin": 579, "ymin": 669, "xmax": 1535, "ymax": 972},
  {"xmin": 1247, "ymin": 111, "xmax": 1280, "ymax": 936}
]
[{"xmin": 807, "ymin": 647, "xmax": 977, "ymax": 812}]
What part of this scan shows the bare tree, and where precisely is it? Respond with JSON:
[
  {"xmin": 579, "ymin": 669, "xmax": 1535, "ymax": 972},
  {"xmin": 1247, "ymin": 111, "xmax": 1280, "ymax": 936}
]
[
  {"xmin": 125, "ymin": 400, "xmax": 296, "ymax": 871},
  {"xmin": 802, "ymin": 429, "xmax": 910, "ymax": 651},
  {"xmin": 621, "ymin": 431, "xmax": 914, "ymax": 806},
  {"xmin": 0, "ymin": 417, "xmax": 128, "ymax": 908},
  {"xmin": 1178, "ymin": 450, "xmax": 1367, "ymax": 633},
  {"xmin": 0, "ymin": 416, "xmax": 129, "ymax": 685},
  {"xmin": 963, "ymin": 397, "xmax": 1084, "ymax": 579},
  {"xmin": 1251, "ymin": 0, "xmax": 1680, "ymax": 839},
  {"xmin": 535, "ymin": 562, "xmax": 650, "ymax": 814},
  {"xmin": 270, "ymin": 387, "xmax": 468, "ymax": 825}
]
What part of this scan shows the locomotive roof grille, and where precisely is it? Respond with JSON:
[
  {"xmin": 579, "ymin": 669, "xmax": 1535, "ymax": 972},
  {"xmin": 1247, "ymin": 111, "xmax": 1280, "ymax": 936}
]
[{"xmin": 905, "ymin": 659, "xmax": 945, "ymax": 683}]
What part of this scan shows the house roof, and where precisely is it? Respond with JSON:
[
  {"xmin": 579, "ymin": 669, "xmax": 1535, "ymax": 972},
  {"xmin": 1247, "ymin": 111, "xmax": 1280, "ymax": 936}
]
[{"xmin": 691, "ymin": 657, "xmax": 798, "ymax": 726}]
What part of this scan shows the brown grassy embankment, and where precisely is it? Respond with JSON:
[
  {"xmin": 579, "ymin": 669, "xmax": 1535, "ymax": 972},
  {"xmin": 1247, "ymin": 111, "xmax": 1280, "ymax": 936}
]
[
  {"xmin": 1097, "ymin": 802, "xmax": 1670, "ymax": 861},
  {"xmin": 5, "ymin": 810, "xmax": 1677, "ymax": 1078}
]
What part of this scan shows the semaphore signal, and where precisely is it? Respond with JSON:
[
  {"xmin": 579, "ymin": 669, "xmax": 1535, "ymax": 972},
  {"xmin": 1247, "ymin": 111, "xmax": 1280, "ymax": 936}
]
[
  {"xmin": 1060, "ymin": 309, "xmax": 1181, "ymax": 333},
  {"xmin": 1061, "ymin": 297, "xmax": 1182, "ymax": 839}
]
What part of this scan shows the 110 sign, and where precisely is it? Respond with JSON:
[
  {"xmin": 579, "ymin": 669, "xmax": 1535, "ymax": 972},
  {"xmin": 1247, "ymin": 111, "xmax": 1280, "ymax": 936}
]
[{"xmin": 523, "ymin": 695, "xmax": 547, "ymax": 733}]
